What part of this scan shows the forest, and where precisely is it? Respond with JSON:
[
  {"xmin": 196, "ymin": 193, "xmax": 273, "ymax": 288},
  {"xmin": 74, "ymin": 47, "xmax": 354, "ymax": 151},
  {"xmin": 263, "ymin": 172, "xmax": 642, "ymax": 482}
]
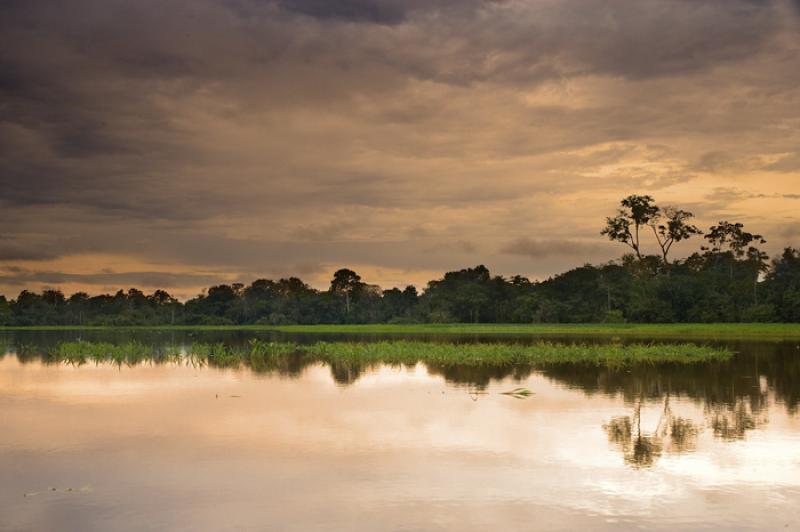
[{"xmin": 2, "ymin": 196, "xmax": 799, "ymax": 326}]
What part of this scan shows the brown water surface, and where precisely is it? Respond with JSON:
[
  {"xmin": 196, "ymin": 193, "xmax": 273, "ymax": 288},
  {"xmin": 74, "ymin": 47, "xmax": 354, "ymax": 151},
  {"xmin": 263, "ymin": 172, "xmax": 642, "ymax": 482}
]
[{"xmin": 1, "ymin": 330, "xmax": 799, "ymax": 531}]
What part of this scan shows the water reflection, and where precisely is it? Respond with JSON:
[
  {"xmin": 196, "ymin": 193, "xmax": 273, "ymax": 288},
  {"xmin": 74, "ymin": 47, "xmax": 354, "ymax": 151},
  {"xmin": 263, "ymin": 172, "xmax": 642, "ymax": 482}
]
[
  {"xmin": 1, "ymin": 331, "xmax": 800, "ymax": 531},
  {"xmin": 537, "ymin": 352, "xmax": 784, "ymax": 467},
  {"xmin": 604, "ymin": 396, "xmax": 700, "ymax": 468},
  {"xmin": 6, "ymin": 332, "xmax": 795, "ymax": 407}
]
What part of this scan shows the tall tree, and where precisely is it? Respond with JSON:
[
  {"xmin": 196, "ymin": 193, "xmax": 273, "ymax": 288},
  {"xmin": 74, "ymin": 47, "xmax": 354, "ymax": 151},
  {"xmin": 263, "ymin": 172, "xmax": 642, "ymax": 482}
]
[
  {"xmin": 703, "ymin": 221, "xmax": 766, "ymax": 258},
  {"xmin": 651, "ymin": 207, "xmax": 702, "ymax": 266},
  {"xmin": 702, "ymin": 221, "xmax": 768, "ymax": 307},
  {"xmin": 602, "ymin": 195, "xmax": 660, "ymax": 260},
  {"xmin": 330, "ymin": 268, "xmax": 364, "ymax": 314}
]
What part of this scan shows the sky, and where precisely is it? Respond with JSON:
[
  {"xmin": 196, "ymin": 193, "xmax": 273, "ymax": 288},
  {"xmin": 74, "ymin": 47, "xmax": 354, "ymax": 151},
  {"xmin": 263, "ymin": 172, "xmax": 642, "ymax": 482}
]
[{"xmin": 1, "ymin": 0, "xmax": 799, "ymax": 299}]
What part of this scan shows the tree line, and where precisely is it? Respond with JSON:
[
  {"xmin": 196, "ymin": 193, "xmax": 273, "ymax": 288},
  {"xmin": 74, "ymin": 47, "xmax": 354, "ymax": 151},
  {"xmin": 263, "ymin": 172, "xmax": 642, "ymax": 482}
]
[{"xmin": 2, "ymin": 195, "xmax": 799, "ymax": 325}]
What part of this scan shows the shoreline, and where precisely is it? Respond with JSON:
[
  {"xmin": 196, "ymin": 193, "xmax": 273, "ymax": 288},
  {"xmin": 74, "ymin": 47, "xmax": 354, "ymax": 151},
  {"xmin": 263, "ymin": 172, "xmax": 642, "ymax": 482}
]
[{"xmin": 2, "ymin": 323, "xmax": 800, "ymax": 340}]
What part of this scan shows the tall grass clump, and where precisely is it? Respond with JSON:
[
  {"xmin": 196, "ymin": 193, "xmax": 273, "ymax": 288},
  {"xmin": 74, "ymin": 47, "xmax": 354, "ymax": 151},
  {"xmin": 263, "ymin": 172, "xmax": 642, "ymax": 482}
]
[
  {"xmin": 187, "ymin": 342, "xmax": 241, "ymax": 368},
  {"xmin": 184, "ymin": 340, "xmax": 301, "ymax": 369},
  {"xmin": 302, "ymin": 341, "xmax": 731, "ymax": 367},
  {"xmin": 54, "ymin": 341, "xmax": 182, "ymax": 366},
  {"xmin": 48, "ymin": 339, "xmax": 731, "ymax": 369},
  {"xmin": 245, "ymin": 339, "xmax": 301, "ymax": 372},
  {"xmin": 248, "ymin": 339, "xmax": 298, "ymax": 358}
]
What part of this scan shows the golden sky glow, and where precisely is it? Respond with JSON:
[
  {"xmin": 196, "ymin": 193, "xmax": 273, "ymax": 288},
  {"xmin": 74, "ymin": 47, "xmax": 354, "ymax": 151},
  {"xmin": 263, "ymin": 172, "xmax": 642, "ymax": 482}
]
[{"xmin": 1, "ymin": 0, "xmax": 799, "ymax": 298}]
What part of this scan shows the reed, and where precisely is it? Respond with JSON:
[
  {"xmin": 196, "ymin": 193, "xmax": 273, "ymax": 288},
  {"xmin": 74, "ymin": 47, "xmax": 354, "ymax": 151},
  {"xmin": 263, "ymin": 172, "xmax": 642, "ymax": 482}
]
[
  {"xmin": 55, "ymin": 341, "xmax": 182, "ymax": 365},
  {"xmin": 299, "ymin": 340, "xmax": 730, "ymax": 366},
  {"xmin": 48, "ymin": 339, "xmax": 731, "ymax": 368}
]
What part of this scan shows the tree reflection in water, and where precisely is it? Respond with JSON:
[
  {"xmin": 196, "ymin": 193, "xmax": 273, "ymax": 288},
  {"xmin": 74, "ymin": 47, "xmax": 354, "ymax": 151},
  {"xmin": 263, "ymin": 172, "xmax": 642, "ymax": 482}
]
[
  {"xmin": 602, "ymin": 392, "xmax": 769, "ymax": 468},
  {"xmin": 706, "ymin": 397, "xmax": 768, "ymax": 441},
  {"xmin": 604, "ymin": 395, "xmax": 700, "ymax": 468}
]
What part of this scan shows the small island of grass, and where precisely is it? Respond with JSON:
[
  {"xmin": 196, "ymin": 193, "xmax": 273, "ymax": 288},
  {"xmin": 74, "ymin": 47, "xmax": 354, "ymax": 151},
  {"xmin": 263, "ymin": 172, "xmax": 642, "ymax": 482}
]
[{"xmin": 48, "ymin": 339, "xmax": 732, "ymax": 368}]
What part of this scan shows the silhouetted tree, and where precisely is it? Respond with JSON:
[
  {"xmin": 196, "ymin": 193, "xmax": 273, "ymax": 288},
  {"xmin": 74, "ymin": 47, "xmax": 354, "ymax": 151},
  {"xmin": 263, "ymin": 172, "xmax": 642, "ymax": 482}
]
[
  {"xmin": 651, "ymin": 206, "xmax": 701, "ymax": 266},
  {"xmin": 602, "ymin": 195, "xmax": 660, "ymax": 261},
  {"xmin": 330, "ymin": 268, "xmax": 364, "ymax": 315},
  {"xmin": 703, "ymin": 221, "xmax": 766, "ymax": 258}
]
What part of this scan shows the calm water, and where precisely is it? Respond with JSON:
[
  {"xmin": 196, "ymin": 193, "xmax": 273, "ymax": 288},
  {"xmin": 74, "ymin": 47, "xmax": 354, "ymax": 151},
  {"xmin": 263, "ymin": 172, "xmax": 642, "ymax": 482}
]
[{"xmin": 1, "ymin": 331, "xmax": 799, "ymax": 531}]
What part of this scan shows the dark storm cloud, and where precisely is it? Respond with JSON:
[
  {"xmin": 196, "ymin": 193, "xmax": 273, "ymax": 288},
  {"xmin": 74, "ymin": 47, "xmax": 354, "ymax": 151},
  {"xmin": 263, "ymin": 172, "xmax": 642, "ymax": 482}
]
[
  {"xmin": 0, "ymin": 0, "xmax": 792, "ymax": 156},
  {"xmin": 276, "ymin": 0, "xmax": 409, "ymax": 24},
  {"xmin": 273, "ymin": 0, "xmax": 501, "ymax": 25},
  {"xmin": 565, "ymin": 1, "xmax": 784, "ymax": 79}
]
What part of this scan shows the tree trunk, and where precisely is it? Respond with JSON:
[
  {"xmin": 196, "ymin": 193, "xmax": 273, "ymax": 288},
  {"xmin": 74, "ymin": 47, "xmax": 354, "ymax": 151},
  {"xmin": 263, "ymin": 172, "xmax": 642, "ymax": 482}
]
[{"xmin": 634, "ymin": 224, "xmax": 643, "ymax": 260}]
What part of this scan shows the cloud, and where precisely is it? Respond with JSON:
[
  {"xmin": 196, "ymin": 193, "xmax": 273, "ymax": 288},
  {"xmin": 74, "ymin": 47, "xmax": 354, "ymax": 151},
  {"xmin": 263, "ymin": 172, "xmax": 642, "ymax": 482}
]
[
  {"xmin": 0, "ymin": 0, "xmax": 798, "ymax": 295},
  {"xmin": 500, "ymin": 238, "xmax": 611, "ymax": 261},
  {"xmin": 0, "ymin": 268, "xmax": 227, "ymax": 291},
  {"xmin": 455, "ymin": 240, "xmax": 477, "ymax": 253},
  {"xmin": 781, "ymin": 224, "xmax": 800, "ymax": 241},
  {"xmin": 272, "ymin": 0, "xmax": 502, "ymax": 25},
  {"xmin": 765, "ymin": 153, "xmax": 800, "ymax": 172},
  {"xmin": 0, "ymin": 242, "xmax": 59, "ymax": 262},
  {"xmin": 275, "ymin": 0, "xmax": 410, "ymax": 24}
]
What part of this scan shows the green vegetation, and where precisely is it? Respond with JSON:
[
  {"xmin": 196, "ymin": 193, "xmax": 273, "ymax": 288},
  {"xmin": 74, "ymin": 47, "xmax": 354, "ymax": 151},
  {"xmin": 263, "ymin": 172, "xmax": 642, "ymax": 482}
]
[
  {"xmin": 4, "ymin": 323, "xmax": 800, "ymax": 340},
  {"xmin": 55, "ymin": 341, "xmax": 183, "ymax": 366},
  {"xmin": 301, "ymin": 341, "xmax": 730, "ymax": 366},
  {"xmin": 47, "ymin": 339, "xmax": 731, "ymax": 368},
  {"xmin": 268, "ymin": 322, "xmax": 800, "ymax": 340},
  {"xmin": 2, "ymin": 196, "xmax": 799, "ymax": 327}
]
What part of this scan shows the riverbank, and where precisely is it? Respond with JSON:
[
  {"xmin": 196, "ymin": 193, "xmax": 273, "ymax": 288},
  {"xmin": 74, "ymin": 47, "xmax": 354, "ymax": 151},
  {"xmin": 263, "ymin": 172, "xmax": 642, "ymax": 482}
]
[{"xmin": 3, "ymin": 323, "xmax": 800, "ymax": 340}]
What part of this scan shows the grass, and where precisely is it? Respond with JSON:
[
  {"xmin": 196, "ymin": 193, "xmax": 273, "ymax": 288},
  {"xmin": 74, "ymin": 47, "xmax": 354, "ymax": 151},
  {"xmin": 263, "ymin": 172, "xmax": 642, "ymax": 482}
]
[
  {"xmin": 46, "ymin": 339, "xmax": 732, "ymax": 368},
  {"xmin": 2, "ymin": 323, "xmax": 799, "ymax": 340},
  {"xmin": 55, "ymin": 341, "xmax": 183, "ymax": 366},
  {"xmin": 301, "ymin": 340, "xmax": 731, "ymax": 366},
  {"xmin": 266, "ymin": 323, "xmax": 800, "ymax": 340}
]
